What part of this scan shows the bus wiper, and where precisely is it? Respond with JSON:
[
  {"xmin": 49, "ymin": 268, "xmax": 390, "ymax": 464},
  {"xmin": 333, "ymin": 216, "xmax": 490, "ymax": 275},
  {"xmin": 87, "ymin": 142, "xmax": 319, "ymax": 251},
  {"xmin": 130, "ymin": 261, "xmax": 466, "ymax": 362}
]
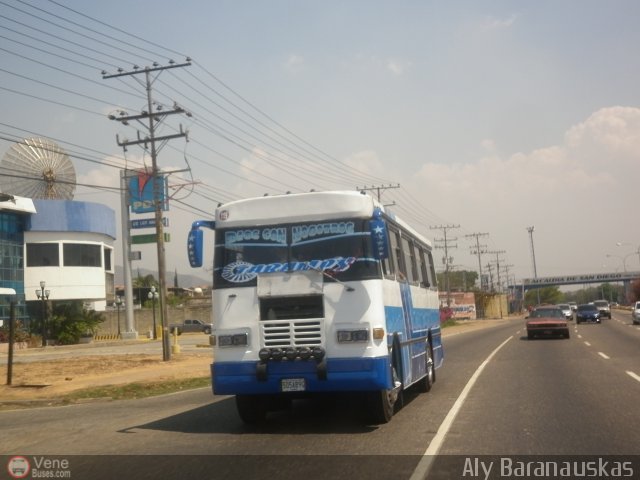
[{"xmin": 312, "ymin": 267, "xmax": 355, "ymax": 292}]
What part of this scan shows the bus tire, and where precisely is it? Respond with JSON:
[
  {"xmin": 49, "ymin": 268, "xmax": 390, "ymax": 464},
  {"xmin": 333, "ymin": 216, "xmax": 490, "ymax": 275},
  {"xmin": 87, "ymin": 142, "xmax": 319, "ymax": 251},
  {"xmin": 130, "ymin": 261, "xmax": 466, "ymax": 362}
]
[
  {"xmin": 367, "ymin": 355, "xmax": 402, "ymax": 424},
  {"xmin": 367, "ymin": 367, "xmax": 402, "ymax": 424},
  {"xmin": 416, "ymin": 340, "xmax": 435, "ymax": 393},
  {"xmin": 236, "ymin": 395, "xmax": 267, "ymax": 424}
]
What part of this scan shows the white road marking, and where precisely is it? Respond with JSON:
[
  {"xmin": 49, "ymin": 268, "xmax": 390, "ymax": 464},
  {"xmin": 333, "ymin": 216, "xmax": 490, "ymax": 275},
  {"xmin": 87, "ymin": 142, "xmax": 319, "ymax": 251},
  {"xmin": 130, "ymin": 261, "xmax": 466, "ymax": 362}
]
[
  {"xmin": 410, "ymin": 335, "xmax": 513, "ymax": 480},
  {"xmin": 584, "ymin": 341, "xmax": 591, "ymax": 346},
  {"xmin": 598, "ymin": 352, "xmax": 610, "ymax": 360},
  {"xmin": 626, "ymin": 371, "xmax": 640, "ymax": 383}
]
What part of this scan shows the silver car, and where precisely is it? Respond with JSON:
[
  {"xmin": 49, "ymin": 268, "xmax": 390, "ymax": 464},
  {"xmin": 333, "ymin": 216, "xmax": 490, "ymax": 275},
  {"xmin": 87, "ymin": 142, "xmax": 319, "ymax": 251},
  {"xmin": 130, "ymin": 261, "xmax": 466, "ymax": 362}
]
[
  {"xmin": 632, "ymin": 301, "xmax": 640, "ymax": 325},
  {"xmin": 556, "ymin": 304, "xmax": 573, "ymax": 320},
  {"xmin": 593, "ymin": 300, "xmax": 611, "ymax": 319}
]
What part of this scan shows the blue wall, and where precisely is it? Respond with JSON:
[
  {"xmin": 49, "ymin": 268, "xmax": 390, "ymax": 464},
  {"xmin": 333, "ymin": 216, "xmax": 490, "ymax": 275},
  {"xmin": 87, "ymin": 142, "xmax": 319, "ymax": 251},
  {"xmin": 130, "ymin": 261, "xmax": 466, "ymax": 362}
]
[{"xmin": 28, "ymin": 200, "xmax": 116, "ymax": 239}]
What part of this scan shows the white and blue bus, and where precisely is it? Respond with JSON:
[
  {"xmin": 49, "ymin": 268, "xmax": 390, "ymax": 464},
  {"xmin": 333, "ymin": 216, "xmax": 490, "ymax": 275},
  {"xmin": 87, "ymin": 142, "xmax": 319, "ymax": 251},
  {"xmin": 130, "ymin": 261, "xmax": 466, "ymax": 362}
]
[{"xmin": 187, "ymin": 190, "xmax": 443, "ymax": 423}]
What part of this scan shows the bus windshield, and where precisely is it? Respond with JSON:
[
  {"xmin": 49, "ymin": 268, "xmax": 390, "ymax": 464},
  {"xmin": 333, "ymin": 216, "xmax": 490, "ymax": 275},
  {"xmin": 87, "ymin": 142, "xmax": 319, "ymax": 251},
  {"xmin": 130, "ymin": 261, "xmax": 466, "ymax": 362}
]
[{"xmin": 213, "ymin": 218, "xmax": 381, "ymax": 288}]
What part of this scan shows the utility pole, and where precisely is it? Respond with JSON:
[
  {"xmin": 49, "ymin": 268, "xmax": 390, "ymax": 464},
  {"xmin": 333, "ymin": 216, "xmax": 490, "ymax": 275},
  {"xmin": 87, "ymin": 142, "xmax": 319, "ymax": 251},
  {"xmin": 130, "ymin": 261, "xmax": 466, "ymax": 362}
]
[
  {"xmin": 431, "ymin": 224, "xmax": 460, "ymax": 307},
  {"xmin": 104, "ymin": 59, "xmax": 191, "ymax": 361},
  {"xmin": 485, "ymin": 263, "xmax": 494, "ymax": 292},
  {"xmin": 487, "ymin": 250, "xmax": 506, "ymax": 293},
  {"xmin": 465, "ymin": 232, "xmax": 489, "ymax": 290},
  {"xmin": 527, "ymin": 226, "xmax": 541, "ymax": 305},
  {"xmin": 486, "ymin": 250, "xmax": 506, "ymax": 319},
  {"xmin": 357, "ymin": 184, "xmax": 400, "ymax": 203}
]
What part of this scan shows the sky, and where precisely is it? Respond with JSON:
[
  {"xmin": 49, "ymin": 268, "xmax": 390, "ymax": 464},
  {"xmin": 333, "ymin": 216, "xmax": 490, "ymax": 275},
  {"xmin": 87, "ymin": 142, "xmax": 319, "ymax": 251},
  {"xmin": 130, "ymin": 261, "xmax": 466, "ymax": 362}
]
[{"xmin": 1, "ymin": 0, "xmax": 639, "ymax": 287}]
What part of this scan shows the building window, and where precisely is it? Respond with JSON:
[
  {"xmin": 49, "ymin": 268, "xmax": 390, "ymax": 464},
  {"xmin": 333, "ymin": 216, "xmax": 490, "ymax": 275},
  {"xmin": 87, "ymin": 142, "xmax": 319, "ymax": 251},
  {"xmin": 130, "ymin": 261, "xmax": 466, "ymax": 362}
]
[
  {"xmin": 26, "ymin": 243, "xmax": 60, "ymax": 267},
  {"xmin": 104, "ymin": 247, "xmax": 112, "ymax": 271},
  {"xmin": 63, "ymin": 243, "xmax": 101, "ymax": 267}
]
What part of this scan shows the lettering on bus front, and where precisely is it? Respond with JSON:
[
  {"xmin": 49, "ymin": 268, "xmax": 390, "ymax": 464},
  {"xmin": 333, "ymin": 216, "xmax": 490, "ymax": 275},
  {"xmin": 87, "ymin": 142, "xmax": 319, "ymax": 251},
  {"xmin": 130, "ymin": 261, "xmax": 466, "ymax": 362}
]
[{"xmin": 214, "ymin": 220, "xmax": 380, "ymax": 288}]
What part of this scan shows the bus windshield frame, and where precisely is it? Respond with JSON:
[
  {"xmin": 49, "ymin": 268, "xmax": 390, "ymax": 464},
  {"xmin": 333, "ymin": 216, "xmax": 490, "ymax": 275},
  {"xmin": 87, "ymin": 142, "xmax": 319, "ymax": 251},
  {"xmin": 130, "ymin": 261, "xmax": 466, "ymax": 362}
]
[{"xmin": 213, "ymin": 218, "xmax": 381, "ymax": 289}]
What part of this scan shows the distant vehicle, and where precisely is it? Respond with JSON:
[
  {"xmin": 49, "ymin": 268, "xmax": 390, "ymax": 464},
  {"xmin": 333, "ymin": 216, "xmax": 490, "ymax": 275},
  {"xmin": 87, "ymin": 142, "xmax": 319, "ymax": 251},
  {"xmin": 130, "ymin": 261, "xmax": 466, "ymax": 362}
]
[
  {"xmin": 568, "ymin": 301, "xmax": 577, "ymax": 312},
  {"xmin": 526, "ymin": 306, "xmax": 570, "ymax": 339},
  {"xmin": 169, "ymin": 319, "xmax": 212, "ymax": 335},
  {"xmin": 632, "ymin": 301, "xmax": 640, "ymax": 325},
  {"xmin": 576, "ymin": 304, "xmax": 601, "ymax": 324},
  {"xmin": 556, "ymin": 303, "xmax": 573, "ymax": 320},
  {"xmin": 593, "ymin": 300, "xmax": 611, "ymax": 319}
]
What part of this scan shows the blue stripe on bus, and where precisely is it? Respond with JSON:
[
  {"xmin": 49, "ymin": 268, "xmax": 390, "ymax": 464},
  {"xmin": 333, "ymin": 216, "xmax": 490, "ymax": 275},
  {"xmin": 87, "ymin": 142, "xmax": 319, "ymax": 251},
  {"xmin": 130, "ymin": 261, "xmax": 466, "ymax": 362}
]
[
  {"xmin": 384, "ymin": 296, "xmax": 441, "ymax": 387},
  {"xmin": 212, "ymin": 356, "xmax": 391, "ymax": 395}
]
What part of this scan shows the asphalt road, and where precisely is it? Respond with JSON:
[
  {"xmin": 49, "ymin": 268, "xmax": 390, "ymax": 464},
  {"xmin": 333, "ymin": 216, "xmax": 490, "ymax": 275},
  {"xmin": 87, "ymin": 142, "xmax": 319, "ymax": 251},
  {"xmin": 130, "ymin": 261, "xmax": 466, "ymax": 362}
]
[{"xmin": 1, "ymin": 314, "xmax": 639, "ymax": 480}]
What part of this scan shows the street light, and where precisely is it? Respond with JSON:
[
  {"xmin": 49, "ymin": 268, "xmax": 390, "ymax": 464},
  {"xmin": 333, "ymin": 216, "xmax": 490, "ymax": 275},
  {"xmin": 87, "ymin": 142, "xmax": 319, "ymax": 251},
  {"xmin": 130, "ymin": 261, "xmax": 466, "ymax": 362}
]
[
  {"xmin": 35, "ymin": 280, "xmax": 50, "ymax": 347},
  {"xmin": 115, "ymin": 296, "xmax": 123, "ymax": 337},
  {"xmin": 605, "ymin": 253, "xmax": 634, "ymax": 272},
  {"xmin": 148, "ymin": 286, "xmax": 158, "ymax": 340},
  {"xmin": 616, "ymin": 242, "xmax": 640, "ymax": 268}
]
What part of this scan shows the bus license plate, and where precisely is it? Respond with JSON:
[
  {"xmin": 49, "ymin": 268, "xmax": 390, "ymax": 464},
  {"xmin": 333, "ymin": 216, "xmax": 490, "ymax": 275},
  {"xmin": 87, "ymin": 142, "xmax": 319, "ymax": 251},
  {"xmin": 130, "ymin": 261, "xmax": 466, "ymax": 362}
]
[{"xmin": 281, "ymin": 378, "xmax": 306, "ymax": 392}]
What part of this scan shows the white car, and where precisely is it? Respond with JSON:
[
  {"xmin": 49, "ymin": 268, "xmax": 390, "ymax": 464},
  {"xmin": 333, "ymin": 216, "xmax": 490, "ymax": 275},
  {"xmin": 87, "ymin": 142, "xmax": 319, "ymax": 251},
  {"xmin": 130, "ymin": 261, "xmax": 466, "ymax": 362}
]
[
  {"xmin": 556, "ymin": 303, "xmax": 573, "ymax": 320},
  {"xmin": 632, "ymin": 301, "xmax": 640, "ymax": 325}
]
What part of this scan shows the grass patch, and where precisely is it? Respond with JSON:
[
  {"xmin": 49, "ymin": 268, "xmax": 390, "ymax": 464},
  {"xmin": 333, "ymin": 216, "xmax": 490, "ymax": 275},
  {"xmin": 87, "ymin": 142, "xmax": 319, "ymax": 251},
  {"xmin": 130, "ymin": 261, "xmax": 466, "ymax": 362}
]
[
  {"xmin": 440, "ymin": 319, "xmax": 460, "ymax": 328},
  {"xmin": 61, "ymin": 376, "xmax": 211, "ymax": 403}
]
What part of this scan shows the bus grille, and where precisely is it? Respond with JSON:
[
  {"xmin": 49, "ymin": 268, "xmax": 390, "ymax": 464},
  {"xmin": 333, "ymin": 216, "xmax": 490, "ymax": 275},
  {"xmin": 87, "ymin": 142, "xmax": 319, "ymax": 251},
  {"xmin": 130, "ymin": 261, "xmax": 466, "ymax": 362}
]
[{"xmin": 261, "ymin": 319, "xmax": 324, "ymax": 348}]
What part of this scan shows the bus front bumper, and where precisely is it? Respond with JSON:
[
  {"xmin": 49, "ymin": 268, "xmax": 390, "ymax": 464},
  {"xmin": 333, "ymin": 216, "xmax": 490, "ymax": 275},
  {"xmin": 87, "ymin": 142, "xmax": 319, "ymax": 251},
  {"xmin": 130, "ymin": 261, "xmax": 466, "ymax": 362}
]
[{"xmin": 212, "ymin": 356, "xmax": 391, "ymax": 395}]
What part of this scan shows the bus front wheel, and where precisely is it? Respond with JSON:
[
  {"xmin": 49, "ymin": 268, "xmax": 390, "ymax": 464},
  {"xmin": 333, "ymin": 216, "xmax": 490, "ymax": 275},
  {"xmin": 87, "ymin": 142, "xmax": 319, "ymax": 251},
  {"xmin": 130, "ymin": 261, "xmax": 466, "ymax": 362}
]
[
  {"xmin": 236, "ymin": 395, "xmax": 267, "ymax": 424},
  {"xmin": 367, "ymin": 364, "xmax": 402, "ymax": 424}
]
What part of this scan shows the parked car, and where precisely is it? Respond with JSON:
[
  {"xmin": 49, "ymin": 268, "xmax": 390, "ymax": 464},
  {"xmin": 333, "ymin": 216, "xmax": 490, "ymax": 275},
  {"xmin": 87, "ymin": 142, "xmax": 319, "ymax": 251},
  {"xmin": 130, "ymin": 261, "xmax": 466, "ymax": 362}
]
[
  {"xmin": 568, "ymin": 301, "xmax": 577, "ymax": 312},
  {"xmin": 632, "ymin": 301, "xmax": 640, "ymax": 325},
  {"xmin": 526, "ymin": 306, "xmax": 570, "ymax": 339},
  {"xmin": 593, "ymin": 300, "xmax": 611, "ymax": 319},
  {"xmin": 169, "ymin": 319, "xmax": 213, "ymax": 335},
  {"xmin": 575, "ymin": 304, "xmax": 601, "ymax": 324},
  {"xmin": 556, "ymin": 303, "xmax": 573, "ymax": 320}
]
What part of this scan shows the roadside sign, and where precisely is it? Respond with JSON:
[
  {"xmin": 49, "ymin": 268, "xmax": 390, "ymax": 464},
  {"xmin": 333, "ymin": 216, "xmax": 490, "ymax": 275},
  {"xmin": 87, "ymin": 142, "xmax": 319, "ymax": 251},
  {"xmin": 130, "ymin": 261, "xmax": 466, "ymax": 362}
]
[
  {"xmin": 131, "ymin": 233, "xmax": 171, "ymax": 244},
  {"xmin": 129, "ymin": 251, "xmax": 142, "ymax": 261},
  {"xmin": 131, "ymin": 217, "xmax": 169, "ymax": 229}
]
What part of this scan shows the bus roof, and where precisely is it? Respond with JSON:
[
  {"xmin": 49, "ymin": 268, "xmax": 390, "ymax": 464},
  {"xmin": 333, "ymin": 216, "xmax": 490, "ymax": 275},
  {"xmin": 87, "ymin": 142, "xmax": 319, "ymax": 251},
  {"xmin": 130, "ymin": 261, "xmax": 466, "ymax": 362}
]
[
  {"xmin": 214, "ymin": 190, "xmax": 432, "ymax": 248},
  {"xmin": 216, "ymin": 190, "xmax": 378, "ymax": 226}
]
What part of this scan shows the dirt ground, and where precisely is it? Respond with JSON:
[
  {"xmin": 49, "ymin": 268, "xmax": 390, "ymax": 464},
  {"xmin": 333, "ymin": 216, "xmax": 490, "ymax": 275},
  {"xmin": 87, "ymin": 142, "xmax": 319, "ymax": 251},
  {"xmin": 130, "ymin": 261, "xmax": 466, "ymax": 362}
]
[
  {"xmin": 0, "ymin": 318, "xmax": 517, "ymax": 405},
  {"xmin": 0, "ymin": 352, "xmax": 212, "ymax": 402}
]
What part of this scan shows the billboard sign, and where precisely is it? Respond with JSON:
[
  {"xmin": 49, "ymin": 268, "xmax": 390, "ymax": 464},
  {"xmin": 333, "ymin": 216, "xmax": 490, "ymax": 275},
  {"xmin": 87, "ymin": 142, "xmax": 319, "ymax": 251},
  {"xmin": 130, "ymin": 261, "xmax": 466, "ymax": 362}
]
[{"xmin": 128, "ymin": 170, "xmax": 169, "ymax": 214}]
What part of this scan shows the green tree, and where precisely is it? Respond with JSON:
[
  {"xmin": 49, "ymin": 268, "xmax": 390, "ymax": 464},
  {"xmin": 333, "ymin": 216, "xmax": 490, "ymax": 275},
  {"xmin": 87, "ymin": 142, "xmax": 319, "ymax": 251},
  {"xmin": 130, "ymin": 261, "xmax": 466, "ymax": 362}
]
[
  {"xmin": 48, "ymin": 301, "xmax": 105, "ymax": 345},
  {"xmin": 524, "ymin": 286, "xmax": 563, "ymax": 307},
  {"xmin": 133, "ymin": 273, "xmax": 157, "ymax": 288},
  {"xmin": 631, "ymin": 279, "xmax": 640, "ymax": 303},
  {"xmin": 436, "ymin": 270, "xmax": 479, "ymax": 291}
]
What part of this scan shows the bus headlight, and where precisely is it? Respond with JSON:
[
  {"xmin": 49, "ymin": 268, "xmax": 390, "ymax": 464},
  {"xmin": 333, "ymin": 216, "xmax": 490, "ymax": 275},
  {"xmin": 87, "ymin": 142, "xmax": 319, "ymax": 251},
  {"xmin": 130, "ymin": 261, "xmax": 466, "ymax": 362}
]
[
  {"xmin": 337, "ymin": 329, "xmax": 369, "ymax": 343},
  {"xmin": 217, "ymin": 333, "xmax": 249, "ymax": 347}
]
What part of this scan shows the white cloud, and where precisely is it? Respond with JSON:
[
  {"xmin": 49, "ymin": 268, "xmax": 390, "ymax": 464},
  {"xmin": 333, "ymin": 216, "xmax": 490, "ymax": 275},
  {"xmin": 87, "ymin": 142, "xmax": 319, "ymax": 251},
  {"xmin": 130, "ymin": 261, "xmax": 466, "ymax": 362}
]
[
  {"xmin": 386, "ymin": 59, "xmax": 412, "ymax": 76},
  {"xmin": 284, "ymin": 54, "xmax": 305, "ymax": 72},
  {"xmin": 406, "ymin": 107, "xmax": 640, "ymax": 277},
  {"xmin": 481, "ymin": 13, "xmax": 519, "ymax": 31}
]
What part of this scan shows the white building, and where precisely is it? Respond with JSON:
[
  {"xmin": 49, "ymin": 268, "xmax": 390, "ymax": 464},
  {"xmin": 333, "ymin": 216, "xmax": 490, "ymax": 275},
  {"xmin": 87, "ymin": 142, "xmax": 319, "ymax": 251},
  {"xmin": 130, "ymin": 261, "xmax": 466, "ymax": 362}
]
[{"xmin": 23, "ymin": 199, "xmax": 116, "ymax": 311}]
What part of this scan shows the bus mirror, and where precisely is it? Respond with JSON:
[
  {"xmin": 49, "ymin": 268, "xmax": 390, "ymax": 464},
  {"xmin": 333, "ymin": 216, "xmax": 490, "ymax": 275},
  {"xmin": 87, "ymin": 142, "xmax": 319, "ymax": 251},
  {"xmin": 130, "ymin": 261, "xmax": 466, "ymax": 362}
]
[
  {"xmin": 187, "ymin": 220, "xmax": 215, "ymax": 268},
  {"xmin": 369, "ymin": 217, "xmax": 389, "ymax": 260},
  {"xmin": 187, "ymin": 228, "xmax": 204, "ymax": 268}
]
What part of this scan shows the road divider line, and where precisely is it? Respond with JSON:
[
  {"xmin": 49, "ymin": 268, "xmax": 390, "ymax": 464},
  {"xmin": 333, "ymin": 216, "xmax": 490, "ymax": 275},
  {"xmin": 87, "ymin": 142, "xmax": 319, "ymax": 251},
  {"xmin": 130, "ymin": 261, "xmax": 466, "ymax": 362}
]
[
  {"xmin": 597, "ymin": 352, "xmax": 610, "ymax": 359},
  {"xmin": 584, "ymin": 341, "xmax": 591, "ymax": 346},
  {"xmin": 626, "ymin": 371, "xmax": 640, "ymax": 383},
  {"xmin": 410, "ymin": 335, "xmax": 513, "ymax": 480}
]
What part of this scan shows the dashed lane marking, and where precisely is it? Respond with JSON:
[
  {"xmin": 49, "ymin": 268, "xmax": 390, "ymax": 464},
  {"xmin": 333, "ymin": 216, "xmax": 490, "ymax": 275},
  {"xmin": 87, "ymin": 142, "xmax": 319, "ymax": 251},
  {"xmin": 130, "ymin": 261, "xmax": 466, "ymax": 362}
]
[{"xmin": 626, "ymin": 371, "xmax": 640, "ymax": 383}]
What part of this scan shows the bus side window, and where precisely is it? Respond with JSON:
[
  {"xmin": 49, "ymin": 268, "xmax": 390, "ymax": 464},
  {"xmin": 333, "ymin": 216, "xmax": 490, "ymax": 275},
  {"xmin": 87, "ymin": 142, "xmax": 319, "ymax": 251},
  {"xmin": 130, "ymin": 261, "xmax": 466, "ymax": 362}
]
[
  {"xmin": 401, "ymin": 237, "xmax": 416, "ymax": 284},
  {"xmin": 389, "ymin": 228, "xmax": 405, "ymax": 280},
  {"xmin": 417, "ymin": 246, "xmax": 429, "ymax": 287},
  {"xmin": 426, "ymin": 250, "xmax": 437, "ymax": 288}
]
